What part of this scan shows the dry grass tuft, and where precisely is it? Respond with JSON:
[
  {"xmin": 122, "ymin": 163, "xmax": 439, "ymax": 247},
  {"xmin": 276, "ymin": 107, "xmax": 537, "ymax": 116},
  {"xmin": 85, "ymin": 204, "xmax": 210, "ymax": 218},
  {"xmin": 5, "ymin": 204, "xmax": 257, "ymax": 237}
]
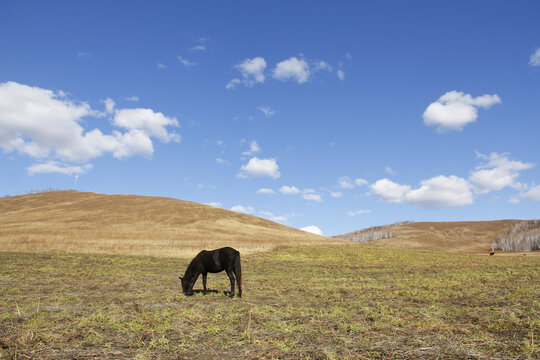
[{"xmin": 0, "ymin": 191, "xmax": 341, "ymax": 258}]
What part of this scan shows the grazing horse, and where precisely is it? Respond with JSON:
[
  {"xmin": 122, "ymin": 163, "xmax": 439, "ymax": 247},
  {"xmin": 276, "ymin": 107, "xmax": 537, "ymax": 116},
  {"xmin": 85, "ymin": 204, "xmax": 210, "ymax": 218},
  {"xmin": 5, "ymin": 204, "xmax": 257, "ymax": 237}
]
[{"xmin": 179, "ymin": 247, "xmax": 242, "ymax": 298}]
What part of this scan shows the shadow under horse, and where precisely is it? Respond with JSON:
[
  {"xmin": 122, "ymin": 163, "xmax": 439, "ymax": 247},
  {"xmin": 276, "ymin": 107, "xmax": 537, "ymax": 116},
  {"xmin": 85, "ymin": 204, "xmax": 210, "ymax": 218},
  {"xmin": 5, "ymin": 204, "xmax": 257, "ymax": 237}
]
[{"xmin": 179, "ymin": 247, "xmax": 242, "ymax": 298}]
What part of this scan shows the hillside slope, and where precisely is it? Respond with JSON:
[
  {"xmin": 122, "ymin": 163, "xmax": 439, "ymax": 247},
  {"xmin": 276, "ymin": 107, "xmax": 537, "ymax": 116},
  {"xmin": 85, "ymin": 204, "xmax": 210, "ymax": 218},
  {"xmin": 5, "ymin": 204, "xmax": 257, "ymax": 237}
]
[
  {"xmin": 368, "ymin": 220, "xmax": 525, "ymax": 253},
  {"xmin": 0, "ymin": 191, "xmax": 340, "ymax": 257}
]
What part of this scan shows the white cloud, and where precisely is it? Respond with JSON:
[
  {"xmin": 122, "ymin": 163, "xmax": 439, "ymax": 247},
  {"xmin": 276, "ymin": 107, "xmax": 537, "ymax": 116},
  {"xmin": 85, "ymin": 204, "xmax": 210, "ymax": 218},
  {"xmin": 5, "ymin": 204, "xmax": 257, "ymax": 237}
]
[
  {"xmin": 338, "ymin": 176, "xmax": 368, "ymax": 189},
  {"xmin": 258, "ymin": 210, "xmax": 288, "ymax": 222},
  {"xmin": 273, "ymin": 57, "xmax": 310, "ymax": 83},
  {"xmin": 125, "ymin": 96, "xmax": 139, "ymax": 102},
  {"xmin": 423, "ymin": 90, "xmax": 501, "ymax": 132},
  {"xmin": 385, "ymin": 167, "xmax": 395, "ymax": 175},
  {"xmin": 177, "ymin": 55, "xmax": 197, "ymax": 67},
  {"xmin": 529, "ymin": 48, "xmax": 540, "ymax": 66},
  {"xmin": 157, "ymin": 63, "xmax": 167, "ymax": 69},
  {"xmin": 404, "ymin": 175, "xmax": 473, "ymax": 207},
  {"xmin": 370, "ymin": 178, "xmax": 411, "ymax": 203},
  {"xmin": 280, "ymin": 185, "xmax": 300, "ymax": 195},
  {"xmin": 302, "ymin": 193, "xmax": 322, "ymax": 202},
  {"xmin": 347, "ymin": 209, "xmax": 371, "ymax": 216},
  {"xmin": 0, "ymin": 81, "xmax": 180, "ymax": 174},
  {"xmin": 257, "ymin": 188, "xmax": 275, "ymax": 195},
  {"xmin": 77, "ymin": 51, "xmax": 90, "ymax": 59},
  {"xmin": 27, "ymin": 161, "xmax": 92, "ymax": 176},
  {"xmin": 225, "ymin": 78, "xmax": 241, "ymax": 90},
  {"xmin": 238, "ymin": 157, "xmax": 280, "ymax": 179},
  {"xmin": 370, "ymin": 176, "xmax": 473, "ymax": 207},
  {"xmin": 205, "ymin": 202, "xmax": 223, "ymax": 207},
  {"xmin": 313, "ymin": 60, "xmax": 332, "ymax": 72},
  {"xmin": 338, "ymin": 176, "xmax": 355, "ymax": 189},
  {"xmin": 104, "ymin": 98, "xmax": 115, "ymax": 114},
  {"xmin": 300, "ymin": 225, "xmax": 323, "ymax": 236},
  {"xmin": 190, "ymin": 45, "xmax": 206, "ymax": 52},
  {"xmin": 113, "ymin": 108, "xmax": 180, "ymax": 143},
  {"xmin": 337, "ymin": 69, "xmax": 345, "ymax": 80},
  {"xmin": 258, "ymin": 106, "xmax": 276, "ymax": 117},
  {"xmin": 355, "ymin": 178, "xmax": 368, "ymax": 186},
  {"xmin": 216, "ymin": 158, "xmax": 229, "ymax": 165},
  {"xmin": 330, "ymin": 191, "xmax": 343, "ymax": 198},
  {"xmin": 227, "ymin": 57, "xmax": 267, "ymax": 89},
  {"xmin": 469, "ymin": 152, "xmax": 534, "ymax": 194},
  {"xmin": 242, "ymin": 140, "xmax": 261, "ymax": 156},
  {"xmin": 230, "ymin": 205, "xmax": 255, "ymax": 214},
  {"xmin": 510, "ymin": 184, "xmax": 540, "ymax": 203}
]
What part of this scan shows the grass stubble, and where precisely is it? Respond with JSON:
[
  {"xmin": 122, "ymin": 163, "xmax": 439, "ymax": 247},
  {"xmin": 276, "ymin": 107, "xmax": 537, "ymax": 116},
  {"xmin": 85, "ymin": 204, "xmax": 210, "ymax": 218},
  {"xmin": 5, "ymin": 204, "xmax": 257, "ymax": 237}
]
[{"xmin": 0, "ymin": 245, "xmax": 538, "ymax": 359}]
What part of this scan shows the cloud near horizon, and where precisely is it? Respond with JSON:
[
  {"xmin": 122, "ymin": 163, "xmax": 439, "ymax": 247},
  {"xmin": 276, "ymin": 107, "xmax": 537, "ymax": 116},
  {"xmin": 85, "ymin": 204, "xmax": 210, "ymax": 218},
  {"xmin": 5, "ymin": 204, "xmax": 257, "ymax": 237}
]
[{"xmin": 0, "ymin": 81, "xmax": 180, "ymax": 175}]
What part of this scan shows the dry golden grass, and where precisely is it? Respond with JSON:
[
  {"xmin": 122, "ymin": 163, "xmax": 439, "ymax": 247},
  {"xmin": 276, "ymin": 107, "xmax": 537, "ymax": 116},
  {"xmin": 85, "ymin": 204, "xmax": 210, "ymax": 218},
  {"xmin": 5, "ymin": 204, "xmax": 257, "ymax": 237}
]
[
  {"xmin": 0, "ymin": 191, "xmax": 341, "ymax": 258},
  {"xmin": 370, "ymin": 220, "xmax": 533, "ymax": 254}
]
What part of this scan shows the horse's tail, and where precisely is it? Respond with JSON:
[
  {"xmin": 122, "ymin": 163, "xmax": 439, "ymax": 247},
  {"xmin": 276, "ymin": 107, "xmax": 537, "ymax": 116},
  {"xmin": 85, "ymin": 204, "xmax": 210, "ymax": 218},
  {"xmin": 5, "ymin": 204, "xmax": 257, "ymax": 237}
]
[{"xmin": 233, "ymin": 251, "xmax": 242, "ymax": 297}]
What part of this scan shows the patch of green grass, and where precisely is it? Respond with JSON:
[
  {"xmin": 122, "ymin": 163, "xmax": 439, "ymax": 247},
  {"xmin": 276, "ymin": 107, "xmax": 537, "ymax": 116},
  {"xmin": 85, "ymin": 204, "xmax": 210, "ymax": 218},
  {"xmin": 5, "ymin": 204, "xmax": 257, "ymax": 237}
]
[{"xmin": 0, "ymin": 246, "xmax": 538, "ymax": 359}]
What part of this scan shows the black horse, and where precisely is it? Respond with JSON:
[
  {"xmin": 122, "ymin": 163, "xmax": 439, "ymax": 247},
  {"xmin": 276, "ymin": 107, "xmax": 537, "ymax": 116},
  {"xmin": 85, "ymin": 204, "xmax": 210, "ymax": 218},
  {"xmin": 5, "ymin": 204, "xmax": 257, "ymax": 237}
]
[{"xmin": 179, "ymin": 247, "xmax": 242, "ymax": 298}]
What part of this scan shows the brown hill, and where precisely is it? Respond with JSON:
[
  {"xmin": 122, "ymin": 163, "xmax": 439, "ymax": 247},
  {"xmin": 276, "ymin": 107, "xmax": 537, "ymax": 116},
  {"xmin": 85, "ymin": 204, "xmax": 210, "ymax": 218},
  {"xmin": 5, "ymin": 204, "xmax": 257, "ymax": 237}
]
[
  {"xmin": 365, "ymin": 220, "xmax": 526, "ymax": 253},
  {"xmin": 0, "ymin": 191, "xmax": 340, "ymax": 258}
]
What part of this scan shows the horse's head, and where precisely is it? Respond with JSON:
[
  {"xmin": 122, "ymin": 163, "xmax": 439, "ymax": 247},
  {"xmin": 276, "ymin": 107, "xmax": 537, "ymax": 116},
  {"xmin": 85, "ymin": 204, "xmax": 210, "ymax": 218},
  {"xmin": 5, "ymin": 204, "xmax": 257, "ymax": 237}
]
[{"xmin": 179, "ymin": 273, "xmax": 194, "ymax": 296}]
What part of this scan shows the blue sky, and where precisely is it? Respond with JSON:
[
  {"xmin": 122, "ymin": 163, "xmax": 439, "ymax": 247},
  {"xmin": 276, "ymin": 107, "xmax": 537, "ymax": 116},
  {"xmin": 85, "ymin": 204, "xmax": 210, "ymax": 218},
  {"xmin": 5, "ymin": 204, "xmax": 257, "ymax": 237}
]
[{"xmin": 1, "ymin": 1, "xmax": 539, "ymax": 236}]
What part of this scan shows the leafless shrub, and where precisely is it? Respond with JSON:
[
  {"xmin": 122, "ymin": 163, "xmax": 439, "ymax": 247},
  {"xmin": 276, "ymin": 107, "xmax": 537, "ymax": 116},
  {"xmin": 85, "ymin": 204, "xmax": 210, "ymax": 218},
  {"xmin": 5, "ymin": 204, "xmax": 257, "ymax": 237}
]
[{"xmin": 491, "ymin": 219, "xmax": 540, "ymax": 251}]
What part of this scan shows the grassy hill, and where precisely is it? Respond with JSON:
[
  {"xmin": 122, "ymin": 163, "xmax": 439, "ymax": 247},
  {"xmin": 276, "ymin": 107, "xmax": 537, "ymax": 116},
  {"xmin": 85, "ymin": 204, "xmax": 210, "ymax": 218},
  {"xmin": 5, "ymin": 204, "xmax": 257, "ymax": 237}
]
[
  {"xmin": 337, "ymin": 220, "xmax": 529, "ymax": 254},
  {"xmin": 0, "ymin": 190, "xmax": 340, "ymax": 258}
]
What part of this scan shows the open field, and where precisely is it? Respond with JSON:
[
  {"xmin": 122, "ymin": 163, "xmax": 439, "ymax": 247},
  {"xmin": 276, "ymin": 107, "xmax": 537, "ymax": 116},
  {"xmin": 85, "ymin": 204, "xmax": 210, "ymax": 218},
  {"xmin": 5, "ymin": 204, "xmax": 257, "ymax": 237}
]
[
  {"xmin": 0, "ymin": 191, "xmax": 339, "ymax": 258},
  {"xmin": 1, "ymin": 245, "xmax": 539, "ymax": 360}
]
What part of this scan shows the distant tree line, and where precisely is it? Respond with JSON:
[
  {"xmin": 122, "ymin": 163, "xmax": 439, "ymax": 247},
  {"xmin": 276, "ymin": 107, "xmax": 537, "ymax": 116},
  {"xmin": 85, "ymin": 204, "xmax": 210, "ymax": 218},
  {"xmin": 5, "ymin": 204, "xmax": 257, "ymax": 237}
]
[
  {"xmin": 491, "ymin": 219, "xmax": 540, "ymax": 251},
  {"xmin": 335, "ymin": 221, "xmax": 414, "ymax": 243}
]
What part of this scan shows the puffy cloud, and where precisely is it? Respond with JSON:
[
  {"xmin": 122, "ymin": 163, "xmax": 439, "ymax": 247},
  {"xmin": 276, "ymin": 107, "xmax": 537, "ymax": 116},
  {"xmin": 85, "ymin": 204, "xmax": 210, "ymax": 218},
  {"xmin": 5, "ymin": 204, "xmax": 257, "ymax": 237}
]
[
  {"xmin": 529, "ymin": 48, "xmax": 540, "ymax": 66},
  {"xmin": 347, "ymin": 209, "xmax": 371, "ymax": 216},
  {"xmin": 227, "ymin": 57, "xmax": 267, "ymax": 89},
  {"xmin": 113, "ymin": 108, "xmax": 180, "ymax": 143},
  {"xmin": 404, "ymin": 175, "xmax": 473, "ymax": 207},
  {"xmin": 242, "ymin": 140, "xmax": 261, "ymax": 156},
  {"xmin": 190, "ymin": 45, "xmax": 206, "ymax": 52},
  {"xmin": 330, "ymin": 191, "xmax": 343, "ymax": 198},
  {"xmin": 257, "ymin": 188, "xmax": 275, "ymax": 195},
  {"xmin": 300, "ymin": 225, "xmax": 323, "ymax": 236},
  {"xmin": 280, "ymin": 185, "xmax": 300, "ymax": 195},
  {"xmin": 125, "ymin": 95, "xmax": 139, "ymax": 102},
  {"xmin": 230, "ymin": 205, "xmax": 255, "ymax": 214},
  {"xmin": 157, "ymin": 63, "xmax": 167, "ymax": 69},
  {"xmin": 423, "ymin": 91, "xmax": 501, "ymax": 132},
  {"xmin": 337, "ymin": 69, "xmax": 345, "ymax": 80},
  {"xmin": 273, "ymin": 57, "xmax": 310, "ymax": 83},
  {"xmin": 510, "ymin": 184, "xmax": 540, "ymax": 203},
  {"xmin": 370, "ymin": 178, "xmax": 411, "ymax": 203},
  {"xmin": 469, "ymin": 152, "xmax": 534, "ymax": 194},
  {"xmin": 238, "ymin": 157, "xmax": 280, "ymax": 179},
  {"xmin": 370, "ymin": 176, "xmax": 473, "ymax": 207},
  {"xmin": 0, "ymin": 81, "xmax": 180, "ymax": 174}
]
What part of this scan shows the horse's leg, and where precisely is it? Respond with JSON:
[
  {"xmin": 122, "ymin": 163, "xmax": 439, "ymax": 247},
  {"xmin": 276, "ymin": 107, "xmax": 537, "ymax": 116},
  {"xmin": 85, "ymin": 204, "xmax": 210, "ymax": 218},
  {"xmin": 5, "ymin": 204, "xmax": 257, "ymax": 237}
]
[
  {"xmin": 226, "ymin": 269, "xmax": 235, "ymax": 298},
  {"xmin": 202, "ymin": 273, "xmax": 207, "ymax": 294},
  {"xmin": 233, "ymin": 254, "xmax": 242, "ymax": 298}
]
